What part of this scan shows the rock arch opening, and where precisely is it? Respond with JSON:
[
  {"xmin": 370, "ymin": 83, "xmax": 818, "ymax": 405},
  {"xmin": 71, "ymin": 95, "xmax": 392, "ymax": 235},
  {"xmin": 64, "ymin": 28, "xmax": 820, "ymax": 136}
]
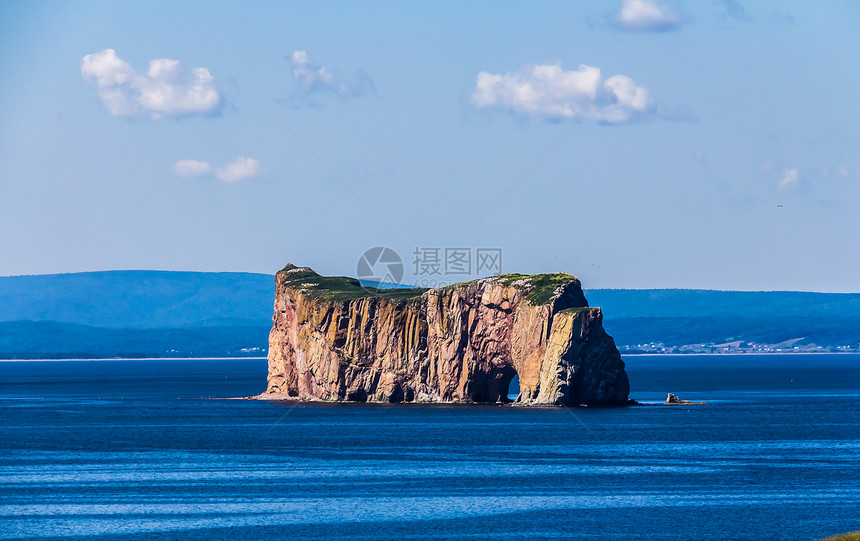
[
  {"xmin": 468, "ymin": 365, "xmax": 518, "ymax": 404},
  {"xmin": 506, "ymin": 373, "xmax": 520, "ymax": 403}
]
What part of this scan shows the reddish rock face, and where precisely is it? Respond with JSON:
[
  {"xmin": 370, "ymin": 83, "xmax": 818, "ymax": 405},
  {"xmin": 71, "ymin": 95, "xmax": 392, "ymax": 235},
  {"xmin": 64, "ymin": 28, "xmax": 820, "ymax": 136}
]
[{"xmin": 264, "ymin": 265, "xmax": 630, "ymax": 406}]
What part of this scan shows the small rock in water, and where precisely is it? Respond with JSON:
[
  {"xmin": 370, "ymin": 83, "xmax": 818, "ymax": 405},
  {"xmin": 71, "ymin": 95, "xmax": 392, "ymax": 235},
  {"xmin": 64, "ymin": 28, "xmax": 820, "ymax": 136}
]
[{"xmin": 664, "ymin": 393, "xmax": 707, "ymax": 406}]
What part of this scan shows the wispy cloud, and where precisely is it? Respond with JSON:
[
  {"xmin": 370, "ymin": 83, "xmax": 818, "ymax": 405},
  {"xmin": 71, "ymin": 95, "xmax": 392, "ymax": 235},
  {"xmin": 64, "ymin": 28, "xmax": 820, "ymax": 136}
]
[
  {"xmin": 778, "ymin": 168, "xmax": 800, "ymax": 190},
  {"xmin": 768, "ymin": 10, "xmax": 796, "ymax": 26},
  {"xmin": 288, "ymin": 50, "xmax": 374, "ymax": 101},
  {"xmin": 611, "ymin": 0, "xmax": 685, "ymax": 32},
  {"xmin": 172, "ymin": 157, "xmax": 260, "ymax": 183},
  {"xmin": 717, "ymin": 0, "xmax": 751, "ymax": 21},
  {"xmin": 471, "ymin": 62, "xmax": 659, "ymax": 124},
  {"xmin": 81, "ymin": 49, "xmax": 221, "ymax": 119},
  {"xmin": 822, "ymin": 165, "xmax": 850, "ymax": 178}
]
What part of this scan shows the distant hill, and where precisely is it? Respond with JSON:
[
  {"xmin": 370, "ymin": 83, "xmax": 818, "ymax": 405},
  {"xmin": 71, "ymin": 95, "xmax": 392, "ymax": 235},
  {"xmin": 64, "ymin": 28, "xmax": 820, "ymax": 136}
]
[
  {"xmin": 0, "ymin": 271, "xmax": 274, "ymax": 358},
  {"xmin": 598, "ymin": 316, "xmax": 860, "ymax": 349},
  {"xmin": 587, "ymin": 289, "xmax": 860, "ymax": 351},
  {"xmin": 0, "ymin": 271, "xmax": 274, "ymax": 328},
  {"xmin": 585, "ymin": 289, "xmax": 860, "ymax": 320},
  {"xmin": 0, "ymin": 321, "xmax": 268, "ymax": 359},
  {"xmin": 1, "ymin": 272, "xmax": 858, "ymax": 357}
]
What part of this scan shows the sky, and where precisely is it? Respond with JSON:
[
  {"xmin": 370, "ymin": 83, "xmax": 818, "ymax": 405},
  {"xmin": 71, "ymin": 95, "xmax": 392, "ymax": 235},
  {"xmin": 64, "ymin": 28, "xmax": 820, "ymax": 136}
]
[{"xmin": 1, "ymin": 0, "xmax": 858, "ymax": 292}]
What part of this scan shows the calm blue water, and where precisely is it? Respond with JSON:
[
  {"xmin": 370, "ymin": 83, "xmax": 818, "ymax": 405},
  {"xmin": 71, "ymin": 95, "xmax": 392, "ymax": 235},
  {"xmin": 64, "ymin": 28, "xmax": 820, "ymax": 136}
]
[{"xmin": 1, "ymin": 355, "xmax": 858, "ymax": 540}]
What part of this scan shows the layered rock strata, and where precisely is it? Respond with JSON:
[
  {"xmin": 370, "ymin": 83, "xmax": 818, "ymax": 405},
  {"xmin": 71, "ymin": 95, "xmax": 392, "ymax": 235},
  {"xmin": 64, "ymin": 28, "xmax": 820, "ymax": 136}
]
[{"xmin": 264, "ymin": 264, "xmax": 630, "ymax": 406}]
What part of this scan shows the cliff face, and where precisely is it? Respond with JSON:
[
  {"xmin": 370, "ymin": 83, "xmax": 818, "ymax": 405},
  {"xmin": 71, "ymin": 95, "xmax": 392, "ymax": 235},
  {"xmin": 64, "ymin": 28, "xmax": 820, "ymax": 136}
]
[{"xmin": 265, "ymin": 265, "xmax": 629, "ymax": 406}]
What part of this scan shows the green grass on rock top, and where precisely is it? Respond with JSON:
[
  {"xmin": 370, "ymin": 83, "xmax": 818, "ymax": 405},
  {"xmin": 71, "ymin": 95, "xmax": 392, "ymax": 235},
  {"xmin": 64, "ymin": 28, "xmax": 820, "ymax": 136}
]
[
  {"xmin": 497, "ymin": 272, "xmax": 577, "ymax": 305},
  {"xmin": 279, "ymin": 265, "xmax": 428, "ymax": 303},
  {"xmin": 818, "ymin": 532, "xmax": 860, "ymax": 541},
  {"xmin": 279, "ymin": 265, "xmax": 579, "ymax": 305}
]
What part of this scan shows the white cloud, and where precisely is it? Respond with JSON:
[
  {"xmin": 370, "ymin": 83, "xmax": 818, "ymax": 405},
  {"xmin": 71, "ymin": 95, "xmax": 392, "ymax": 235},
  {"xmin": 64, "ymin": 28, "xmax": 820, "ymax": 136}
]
[
  {"xmin": 778, "ymin": 168, "xmax": 800, "ymax": 190},
  {"xmin": 470, "ymin": 62, "xmax": 657, "ymax": 123},
  {"xmin": 173, "ymin": 157, "xmax": 260, "ymax": 182},
  {"xmin": 611, "ymin": 0, "xmax": 684, "ymax": 31},
  {"xmin": 215, "ymin": 157, "xmax": 261, "ymax": 183},
  {"xmin": 81, "ymin": 49, "xmax": 221, "ymax": 119},
  {"xmin": 172, "ymin": 159, "xmax": 212, "ymax": 177},
  {"xmin": 288, "ymin": 50, "xmax": 373, "ymax": 99}
]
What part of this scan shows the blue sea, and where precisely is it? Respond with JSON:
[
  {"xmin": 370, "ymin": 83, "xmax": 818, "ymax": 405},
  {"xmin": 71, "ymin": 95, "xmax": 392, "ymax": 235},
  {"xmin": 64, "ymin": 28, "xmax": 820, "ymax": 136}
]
[{"xmin": 1, "ymin": 354, "xmax": 858, "ymax": 540}]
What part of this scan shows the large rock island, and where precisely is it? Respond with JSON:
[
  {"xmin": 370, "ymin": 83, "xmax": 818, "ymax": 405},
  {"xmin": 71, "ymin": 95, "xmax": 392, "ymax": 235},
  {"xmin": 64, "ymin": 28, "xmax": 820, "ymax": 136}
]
[{"xmin": 263, "ymin": 264, "xmax": 630, "ymax": 406}]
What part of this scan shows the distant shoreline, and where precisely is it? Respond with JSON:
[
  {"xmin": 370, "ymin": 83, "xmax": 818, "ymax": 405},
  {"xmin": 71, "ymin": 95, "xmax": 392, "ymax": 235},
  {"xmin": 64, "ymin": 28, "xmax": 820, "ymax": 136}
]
[
  {"xmin": 1, "ymin": 352, "xmax": 857, "ymax": 362},
  {"xmin": 624, "ymin": 352, "xmax": 859, "ymax": 357},
  {"xmin": 0, "ymin": 357, "xmax": 268, "ymax": 362}
]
